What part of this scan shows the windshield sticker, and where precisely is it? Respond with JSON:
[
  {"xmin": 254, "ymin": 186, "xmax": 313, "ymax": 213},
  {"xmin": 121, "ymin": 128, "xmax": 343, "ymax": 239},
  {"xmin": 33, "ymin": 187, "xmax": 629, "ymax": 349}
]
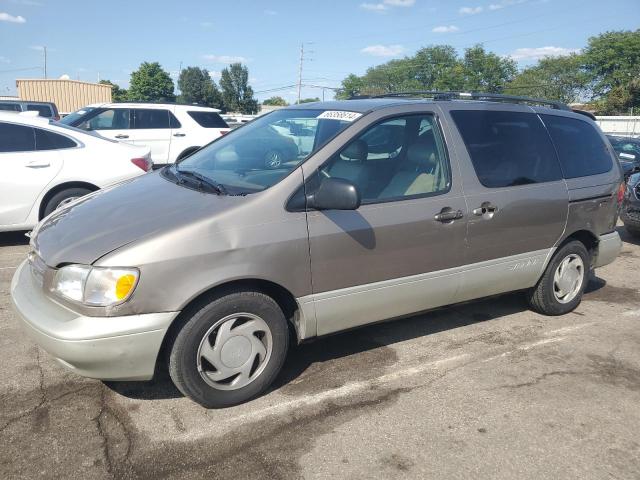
[{"xmin": 316, "ymin": 110, "xmax": 362, "ymax": 122}]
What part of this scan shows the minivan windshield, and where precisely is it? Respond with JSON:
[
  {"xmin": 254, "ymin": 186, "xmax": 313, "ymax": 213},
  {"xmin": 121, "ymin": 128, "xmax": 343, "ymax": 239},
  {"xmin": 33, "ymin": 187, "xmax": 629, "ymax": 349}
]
[{"xmin": 171, "ymin": 108, "xmax": 358, "ymax": 195}]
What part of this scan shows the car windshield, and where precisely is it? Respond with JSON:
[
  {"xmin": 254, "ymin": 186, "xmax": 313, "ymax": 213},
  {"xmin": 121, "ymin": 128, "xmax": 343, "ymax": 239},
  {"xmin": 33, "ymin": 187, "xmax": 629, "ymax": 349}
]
[
  {"xmin": 59, "ymin": 107, "xmax": 98, "ymax": 125},
  {"xmin": 172, "ymin": 108, "xmax": 358, "ymax": 194}
]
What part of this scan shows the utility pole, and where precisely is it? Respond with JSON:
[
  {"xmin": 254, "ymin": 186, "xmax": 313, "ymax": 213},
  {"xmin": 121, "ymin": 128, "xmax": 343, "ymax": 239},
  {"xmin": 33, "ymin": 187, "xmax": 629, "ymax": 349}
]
[
  {"xmin": 43, "ymin": 46, "xmax": 47, "ymax": 79},
  {"xmin": 297, "ymin": 43, "xmax": 304, "ymax": 104}
]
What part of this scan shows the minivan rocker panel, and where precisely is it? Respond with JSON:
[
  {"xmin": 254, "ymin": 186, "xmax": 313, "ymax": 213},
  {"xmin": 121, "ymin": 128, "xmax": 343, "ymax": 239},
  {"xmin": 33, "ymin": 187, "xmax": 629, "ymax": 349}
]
[{"xmin": 11, "ymin": 96, "xmax": 623, "ymax": 407}]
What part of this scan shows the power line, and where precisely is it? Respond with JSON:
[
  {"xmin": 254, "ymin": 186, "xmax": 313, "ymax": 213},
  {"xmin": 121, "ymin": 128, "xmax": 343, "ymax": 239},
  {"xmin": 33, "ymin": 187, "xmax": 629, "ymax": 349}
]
[{"xmin": 0, "ymin": 66, "xmax": 41, "ymax": 74}]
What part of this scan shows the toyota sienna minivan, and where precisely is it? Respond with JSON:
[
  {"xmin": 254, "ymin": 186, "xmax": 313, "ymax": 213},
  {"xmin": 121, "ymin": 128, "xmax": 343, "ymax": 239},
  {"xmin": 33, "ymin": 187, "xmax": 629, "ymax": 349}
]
[{"xmin": 11, "ymin": 93, "xmax": 623, "ymax": 408}]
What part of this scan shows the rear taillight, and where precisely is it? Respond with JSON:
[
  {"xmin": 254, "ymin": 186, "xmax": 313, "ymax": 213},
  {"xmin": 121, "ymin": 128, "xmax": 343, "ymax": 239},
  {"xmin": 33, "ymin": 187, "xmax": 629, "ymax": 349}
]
[
  {"xmin": 220, "ymin": 130, "xmax": 230, "ymax": 136},
  {"xmin": 131, "ymin": 157, "xmax": 150, "ymax": 172},
  {"xmin": 617, "ymin": 182, "xmax": 626, "ymax": 204}
]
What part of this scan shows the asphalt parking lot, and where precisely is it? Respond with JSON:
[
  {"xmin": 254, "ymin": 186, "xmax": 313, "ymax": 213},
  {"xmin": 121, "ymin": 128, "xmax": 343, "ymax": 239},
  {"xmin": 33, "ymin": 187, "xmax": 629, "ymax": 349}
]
[{"xmin": 1, "ymin": 227, "xmax": 639, "ymax": 480}]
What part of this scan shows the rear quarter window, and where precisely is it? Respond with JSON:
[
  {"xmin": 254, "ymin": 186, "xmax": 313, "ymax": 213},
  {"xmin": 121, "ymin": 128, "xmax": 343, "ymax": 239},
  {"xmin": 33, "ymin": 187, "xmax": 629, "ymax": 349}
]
[
  {"xmin": 541, "ymin": 114, "xmax": 613, "ymax": 179},
  {"xmin": 187, "ymin": 111, "xmax": 229, "ymax": 128},
  {"xmin": 34, "ymin": 128, "xmax": 77, "ymax": 150},
  {"xmin": 450, "ymin": 110, "xmax": 562, "ymax": 188}
]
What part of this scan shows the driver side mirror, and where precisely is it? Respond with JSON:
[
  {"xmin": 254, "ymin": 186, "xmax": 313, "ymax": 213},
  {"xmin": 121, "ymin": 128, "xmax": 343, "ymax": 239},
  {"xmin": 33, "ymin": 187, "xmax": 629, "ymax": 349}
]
[{"xmin": 307, "ymin": 177, "xmax": 361, "ymax": 211}]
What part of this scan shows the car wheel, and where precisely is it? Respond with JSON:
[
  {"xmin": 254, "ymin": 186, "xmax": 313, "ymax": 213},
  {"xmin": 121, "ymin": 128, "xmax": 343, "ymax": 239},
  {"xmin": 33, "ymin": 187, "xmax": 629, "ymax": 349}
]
[
  {"xmin": 43, "ymin": 187, "xmax": 92, "ymax": 217},
  {"xmin": 168, "ymin": 291, "xmax": 289, "ymax": 408},
  {"xmin": 626, "ymin": 225, "xmax": 640, "ymax": 238},
  {"xmin": 264, "ymin": 150, "xmax": 283, "ymax": 169},
  {"xmin": 526, "ymin": 240, "xmax": 590, "ymax": 316}
]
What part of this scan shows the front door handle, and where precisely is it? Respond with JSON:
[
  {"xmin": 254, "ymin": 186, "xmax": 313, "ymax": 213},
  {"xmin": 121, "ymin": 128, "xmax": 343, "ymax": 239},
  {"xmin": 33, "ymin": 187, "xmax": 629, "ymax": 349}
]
[
  {"xmin": 434, "ymin": 208, "xmax": 463, "ymax": 223},
  {"xmin": 473, "ymin": 202, "xmax": 498, "ymax": 218},
  {"xmin": 173, "ymin": 133, "xmax": 186, "ymax": 137},
  {"xmin": 26, "ymin": 160, "xmax": 50, "ymax": 168},
  {"xmin": 114, "ymin": 134, "xmax": 129, "ymax": 139}
]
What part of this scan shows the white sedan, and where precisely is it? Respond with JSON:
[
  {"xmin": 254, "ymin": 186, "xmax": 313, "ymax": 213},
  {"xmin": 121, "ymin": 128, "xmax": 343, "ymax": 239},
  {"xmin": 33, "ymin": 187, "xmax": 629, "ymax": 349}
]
[{"xmin": 0, "ymin": 112, "xmax": 152, "ymax": 232}]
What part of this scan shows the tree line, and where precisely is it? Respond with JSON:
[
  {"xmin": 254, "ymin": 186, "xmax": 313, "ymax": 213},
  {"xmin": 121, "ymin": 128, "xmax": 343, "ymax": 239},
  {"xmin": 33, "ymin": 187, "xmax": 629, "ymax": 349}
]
[
  {"xmin": 100, "ymin": 62, "xmax": 259, "ymax": 114},
  {"xmin": 336, "ymin": 29, "xmax": 640, "ymax": 115}
]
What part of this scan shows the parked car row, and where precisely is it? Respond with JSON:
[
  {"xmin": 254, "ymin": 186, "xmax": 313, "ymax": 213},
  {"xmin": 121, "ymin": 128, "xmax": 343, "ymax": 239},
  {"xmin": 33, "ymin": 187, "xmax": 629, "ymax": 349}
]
[{"xmin": 10, "ymin": 93, "xmax": 623, "ymax": 408}]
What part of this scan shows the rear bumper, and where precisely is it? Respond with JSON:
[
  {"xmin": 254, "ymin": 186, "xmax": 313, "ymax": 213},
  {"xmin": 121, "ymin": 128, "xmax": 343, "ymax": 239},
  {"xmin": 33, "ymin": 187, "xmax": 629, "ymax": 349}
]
[
  {"xmin": 10, "ymin": 259, "xmax": 179, "ymax": 380},
  {"xmin": 594, "ymin": 232, "xmax": 622, "ymax": 268}
]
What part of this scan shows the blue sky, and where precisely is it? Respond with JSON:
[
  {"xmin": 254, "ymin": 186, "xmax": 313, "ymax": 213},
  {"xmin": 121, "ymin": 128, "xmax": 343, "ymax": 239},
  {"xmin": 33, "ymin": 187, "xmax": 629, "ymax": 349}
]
[{"xmin": 0, "ymin": 0, "xmax": 638, "ymax": 102}]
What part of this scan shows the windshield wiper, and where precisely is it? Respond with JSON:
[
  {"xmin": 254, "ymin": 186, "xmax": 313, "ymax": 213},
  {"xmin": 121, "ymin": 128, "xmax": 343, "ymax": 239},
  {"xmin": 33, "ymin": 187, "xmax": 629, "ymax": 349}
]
[{"xmin": 175, "ymin": 168, "xmax": 228, "ymax": 195}]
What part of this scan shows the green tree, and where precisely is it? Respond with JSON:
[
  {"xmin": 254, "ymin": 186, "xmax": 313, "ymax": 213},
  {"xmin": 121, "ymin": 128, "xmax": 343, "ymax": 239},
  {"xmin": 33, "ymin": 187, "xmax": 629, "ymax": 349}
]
[
  {"xmin": 99, "ymin": 79, "xmax": 128, "ymax": 102},
  {"xmin": 504, "ymin": 54, "xmax": 589, "ymax": 103},
  {"xmin": 128, "ymin": 62, "xmax": 175, "ymax": 102},
  {"xmin": 299, "ymin": 97, "xmax": 320, "ymax": 103},
  {"xmin": 583, "ymin": 29, "xmax": 640, "ymax": 97},
  {"xmin": 220, "ymin": 63, "xmax": 259, "ymax": 114},
  {"xmin": 177, "ymin": 67, "xmax": 223, "ymax": 109},
  {"xmin": 337, "ymin": 44, "xmax": 516, "ymax": 98},
  {"xmin": 263, "ymin": 96, "xmax": 288, "ymax": 106},
  {"xmin": 595, "ymin": 78, "xmax": 640, "ymax": 115},
  {"xmin": 461, "ymin": 45, "xmax": 517, "ymax": 92}
]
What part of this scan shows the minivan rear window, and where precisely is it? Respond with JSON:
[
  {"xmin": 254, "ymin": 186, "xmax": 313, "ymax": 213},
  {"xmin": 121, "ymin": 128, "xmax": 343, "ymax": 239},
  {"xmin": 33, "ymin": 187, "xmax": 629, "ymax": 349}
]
[
  {"xmin": 541, "ymin": 114, "xmax": 613, "ymax": 179},
  {"xmin": 188, "ymin": 111, "xmax": 229, "ymax": 128},
  {"xmin": 451, "ymin": 110, "xmax": 562, "ymax": 188}
]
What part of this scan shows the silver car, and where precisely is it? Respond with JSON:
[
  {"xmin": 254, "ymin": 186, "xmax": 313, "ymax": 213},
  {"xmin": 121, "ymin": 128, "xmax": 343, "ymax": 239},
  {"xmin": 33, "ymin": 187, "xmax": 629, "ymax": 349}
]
[{"xmin": 11, "ymin": 94, "xmax": 623, "ymax": 407}]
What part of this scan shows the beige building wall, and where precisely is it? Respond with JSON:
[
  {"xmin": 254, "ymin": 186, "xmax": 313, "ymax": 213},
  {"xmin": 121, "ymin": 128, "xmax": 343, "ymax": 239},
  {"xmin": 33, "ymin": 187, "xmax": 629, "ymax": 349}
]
[{"xmin": 16, "ymin": 79, "xmax": 112, "ymax": 114}]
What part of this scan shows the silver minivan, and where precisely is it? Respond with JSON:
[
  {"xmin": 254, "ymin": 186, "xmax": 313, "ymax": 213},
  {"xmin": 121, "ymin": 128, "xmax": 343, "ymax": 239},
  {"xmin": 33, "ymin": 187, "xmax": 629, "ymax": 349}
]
[{"xmin": 11, "ymin": 93, "xmax": 623, "ymax": 407}]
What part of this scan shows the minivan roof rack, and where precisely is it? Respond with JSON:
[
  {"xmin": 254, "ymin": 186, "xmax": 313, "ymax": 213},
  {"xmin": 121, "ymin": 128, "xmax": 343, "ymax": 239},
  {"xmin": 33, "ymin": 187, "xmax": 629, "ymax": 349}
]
[{"xmin": 350, "ymin": 91, "xmax": 572, "ymax": 111}]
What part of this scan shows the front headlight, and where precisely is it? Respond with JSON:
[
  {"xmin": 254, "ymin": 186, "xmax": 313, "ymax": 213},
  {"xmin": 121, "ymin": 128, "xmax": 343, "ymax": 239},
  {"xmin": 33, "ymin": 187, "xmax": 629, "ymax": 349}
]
[{"xmin": 52, "ymin": 265, "xmax": 139, "ymax": 306}]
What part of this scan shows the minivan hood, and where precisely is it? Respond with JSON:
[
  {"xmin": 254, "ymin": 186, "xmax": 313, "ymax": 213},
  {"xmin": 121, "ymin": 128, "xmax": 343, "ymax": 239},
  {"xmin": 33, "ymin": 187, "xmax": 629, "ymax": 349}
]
[{"xmin": 32, "ymin": 172, "xmax": 241, "ymax": 267}]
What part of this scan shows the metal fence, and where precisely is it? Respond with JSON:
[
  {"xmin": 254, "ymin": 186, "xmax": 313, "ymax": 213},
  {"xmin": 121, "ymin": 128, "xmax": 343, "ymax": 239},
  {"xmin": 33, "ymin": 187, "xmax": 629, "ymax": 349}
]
[{"xmin": 596, "ymin": 116, "xmax": 640, "ymax": 138}]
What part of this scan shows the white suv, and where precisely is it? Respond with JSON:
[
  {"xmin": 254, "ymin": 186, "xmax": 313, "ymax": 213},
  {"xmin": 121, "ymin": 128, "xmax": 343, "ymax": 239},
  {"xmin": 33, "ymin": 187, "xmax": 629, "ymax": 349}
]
[{"xmin": 60, "ymin": 103, "xmax": 230, "ymax": 167}]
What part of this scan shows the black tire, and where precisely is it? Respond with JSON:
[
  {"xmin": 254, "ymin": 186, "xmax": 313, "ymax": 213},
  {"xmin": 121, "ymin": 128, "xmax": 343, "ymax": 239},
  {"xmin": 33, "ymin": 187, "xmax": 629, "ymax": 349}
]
[
  {"xmin": 626, "ymin": 225, "xmax": 640, "ymax": 238},
  {"xmin": 168, "ymin": 291, "xmax": 289, "ymax": 408},
  {"xmin": 43, "ymin": 187, "xmax": 92, "ymax": 217},
  {"xmin": 527, "ymin": 240, "xmax": 590, "ymax": 316}
]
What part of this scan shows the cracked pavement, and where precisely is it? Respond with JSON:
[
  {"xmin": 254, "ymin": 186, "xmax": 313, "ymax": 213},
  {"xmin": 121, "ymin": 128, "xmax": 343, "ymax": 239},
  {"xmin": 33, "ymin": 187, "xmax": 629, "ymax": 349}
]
[{"xmin": 1, "ymin": 227, "xmax": 639, "ymax": 479}]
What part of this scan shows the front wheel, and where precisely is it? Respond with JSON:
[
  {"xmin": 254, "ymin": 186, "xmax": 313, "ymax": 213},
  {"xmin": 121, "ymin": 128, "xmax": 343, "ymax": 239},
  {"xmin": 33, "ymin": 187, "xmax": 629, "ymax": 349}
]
[
  {"xmin": 527, "ymin": 240, "xmax": 590, "ymax": 315},
  {"xmin": 43, "ymin": 187, "xmax": 92, "ymax": 217},
  {"xmin": 168, "ymin": 291, "xmax": 289, "ymax": 408}
]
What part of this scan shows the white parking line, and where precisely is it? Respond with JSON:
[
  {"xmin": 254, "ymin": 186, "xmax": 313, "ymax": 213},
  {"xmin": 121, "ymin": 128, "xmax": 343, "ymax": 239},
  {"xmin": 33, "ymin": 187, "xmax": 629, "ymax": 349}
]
[
  {"xmin": 0, "ymin": 266, "xmax": 17, "ymax": 271},
  {"xmin": 232, "ymin": 353, "xmax": 471, "ymax": 425}
]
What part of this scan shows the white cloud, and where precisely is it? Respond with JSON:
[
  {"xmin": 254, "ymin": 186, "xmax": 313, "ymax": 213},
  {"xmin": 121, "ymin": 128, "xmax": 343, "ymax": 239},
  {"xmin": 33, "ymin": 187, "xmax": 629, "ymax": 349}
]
[
  {"xmin": 361, "ymin": 44, "xmax": 405, "ymax": 57},
  {"xmin": 510, "ymin": 46, "xmax": 579, "ymax": 60},
  {"xmin": 10, "ymin": 0, "xmax": 43, "ymax": 5},
  {"xmin": 360, "ymin": 2, "xmax": 387, "ymax": 12},
  {"xmin": 203, "ymin": 54, "xmax": 248, "ymax": 64},
  {"xmin": 489, "ymin": 0, "xmax": 527, "ymax": 10},
  {"xmin": 459, "ymin": 6, "xmax": 483, "ymax": 14},
  {"xmin": 208, "ymin": 70, "xmax": 221, "ymax": 80},
  {"xmin": 383, "ymin": 0, "xmax": 415, "ymax": 6},
  {"xmin": 0, "ymin": 12, "xmax": 26, "ymax": 23},
  {"xmin": 432, "ymin": 25, "xmax": 459, "ymax": 33}
]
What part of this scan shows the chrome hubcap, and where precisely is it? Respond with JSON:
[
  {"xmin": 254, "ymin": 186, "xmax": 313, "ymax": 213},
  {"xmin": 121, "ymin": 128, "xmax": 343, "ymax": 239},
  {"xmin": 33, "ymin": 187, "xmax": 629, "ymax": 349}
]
[
  {"xmin": 197, "ymin": 313, "xmax": 272, "ymax": 390},
  {"xmin": 553, "ymin": 254, "xmax": 584, "ymax": 304},
  {"xmin": 56, "ymin": 196, "xmax": 79, "ymax": 210}
]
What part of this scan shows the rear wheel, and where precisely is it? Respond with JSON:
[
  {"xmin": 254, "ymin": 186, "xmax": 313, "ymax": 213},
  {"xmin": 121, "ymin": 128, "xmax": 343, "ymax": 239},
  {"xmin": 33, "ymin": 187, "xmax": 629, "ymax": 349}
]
[
  {"xmin": 43, "ymin": 187, "xmax": 92, "ymax": 217},
  {"xmin": 527, "ymin": 240, "xmax": 590, "ymax": 315},
  {"xmin": 168, "ymin": 291, "xmax": 289, "ymax": 408}
]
